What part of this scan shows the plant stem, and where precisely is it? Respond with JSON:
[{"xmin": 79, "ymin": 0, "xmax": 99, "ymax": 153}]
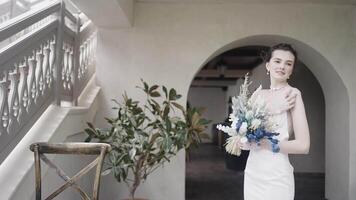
[{"xmin": 130, "ymin": 154, "xmax": 145, "ymax": 200}]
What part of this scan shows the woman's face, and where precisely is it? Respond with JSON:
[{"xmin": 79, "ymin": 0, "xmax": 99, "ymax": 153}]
[{"xmin": 266, "ymin": 49, "xmax": 295, "ymax": 82}]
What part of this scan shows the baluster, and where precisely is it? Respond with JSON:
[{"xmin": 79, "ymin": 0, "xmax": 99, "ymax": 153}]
[
  {"xmin": 35, "ymin": 48, "xmax": 44, "ymax": 97},
  {"xmin": 79, "ymin": 45, "xmax": 84, "ymax": 79},
  {"xmin": 89, "ymin": 37, "xmax": 94, "ymax": 65},
  {"xmin": 62, "ymin": 45, "xmax": 69, "ymax": 91},
  {"xmin": 67, "ymin": 47, "xmax": 73, "ymax": 91},
  {"xmin": 0, "ymin": 73, "xmax": 10, "ymax": 134},
  {"xmin": 8, "ymin": 68, "xmax": 20, "ymax": 130},
  {"xmin": 18, "ymin": 60, "xmax": 29, "ymax": 120},
  {"xmin": 49, "ymin": 40, "xmax": 56, "ymax": 87},
  {"xmin": 28, "ymin": 55, "xmax": 37, "ymax": 106},
  {"xmin": 84, "ymin": 41, "xmax": 89, "ymax": 71},
  {"xmin": 87, "ymin": 39, "xmax": 91, "ymax": 66},
  {"xmin": 82, "ymin": 42, "xmax": 86, "ymax": 72},
  {"xmin": 43, "ymin": 43, "xmax": 51, "ymax": 91}
]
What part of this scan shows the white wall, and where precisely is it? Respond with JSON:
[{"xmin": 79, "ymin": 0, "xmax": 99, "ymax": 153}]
[
  {"xmin": 187, "ymin": 87, "xmax": 227, "ymax": 143},
  {"xmin": 94, "ymin": 2, "xmax": 356, "ymax": 200}
]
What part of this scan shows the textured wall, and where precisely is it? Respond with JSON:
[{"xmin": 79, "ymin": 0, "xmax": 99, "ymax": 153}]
[{"xmin": 95, "ymin": 2, "xmax": 355, "ymax": 199}]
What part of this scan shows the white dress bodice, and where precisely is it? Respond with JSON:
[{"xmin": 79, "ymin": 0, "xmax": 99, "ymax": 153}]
[{"xmin": 244, "ymin": 90, "xmax": 295, "ymax": 200}]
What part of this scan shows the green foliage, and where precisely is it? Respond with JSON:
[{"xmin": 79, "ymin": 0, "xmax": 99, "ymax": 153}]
[
  {"xmin": 84, "ymin": 79, "xmax": 210, "ymax": 199},
  {"xmin": 184, "ymin": 107, "xmax": 211, "ymax": 152}
]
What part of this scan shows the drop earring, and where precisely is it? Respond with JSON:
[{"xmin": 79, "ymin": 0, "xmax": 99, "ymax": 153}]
[{"xmin": 267, "ymin": 70, "xmax": 270, "ymax": 75}]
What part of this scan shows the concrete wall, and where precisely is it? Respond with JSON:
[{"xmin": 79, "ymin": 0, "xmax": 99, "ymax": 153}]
[{"xmin": 94, "ymin": 2, "xmax": 355, "ymax": 200}]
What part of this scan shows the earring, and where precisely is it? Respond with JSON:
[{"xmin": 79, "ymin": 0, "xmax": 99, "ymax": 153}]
[{"xmin": 267, "ymin": 70, "xmax": 269, "ymax": 75}]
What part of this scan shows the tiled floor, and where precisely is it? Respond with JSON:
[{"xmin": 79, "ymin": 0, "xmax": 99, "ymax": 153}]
[{"xmin": 186, "ymin": 143, "xmax": 325, "ymax": 200}]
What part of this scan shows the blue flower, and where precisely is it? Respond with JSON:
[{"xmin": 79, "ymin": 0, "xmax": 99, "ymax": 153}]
[
  {"xmin": 272, "ymin": 143, "xmax": 280, "ymax": 153},
  {"xmin": 269, "ymin": 138, "xmax": 279, "ymax": 144},
  {"xmin": 235, "ymin": 119, "xmax": 243, "ymax": 132},
  {"xmin": 246, "ymin": 133, "xmax": 255, "ymax": 142},
  {"xmin": 254, "ymin": 128, "xmax": 264, "ymax": 140}
]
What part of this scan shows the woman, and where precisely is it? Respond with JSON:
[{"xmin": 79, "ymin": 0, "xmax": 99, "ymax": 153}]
[{"xmin": 241, "ymin": 43, "xmax": 310, "ymax": 200}]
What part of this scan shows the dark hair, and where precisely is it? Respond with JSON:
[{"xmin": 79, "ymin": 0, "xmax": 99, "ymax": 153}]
[{"xmin": 263, "ymin": 43, "xmax": 298, "ymax": 64}]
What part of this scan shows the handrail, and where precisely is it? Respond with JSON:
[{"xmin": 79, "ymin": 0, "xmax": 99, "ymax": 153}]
[
  {"xmin": 80, "ymin": 20, "xmax": 95, "ymax": 42},
  {"xmin": 63, "ymin": 24, "xmax": 75, "ymax": 39},
  {"xmin": 0, "ymin": 18, "xmax": 58, "ymax": 67},
  {"xmin": 0, "ymin": 0, "xmax": 97, "ymax": 164},
  {"xmin": 0, "ymin": 0, "xmax": 60, "ymax": 42},
  {"xmin": 64, "ymin": 8, "xmax": 76, "ymax": 23}
]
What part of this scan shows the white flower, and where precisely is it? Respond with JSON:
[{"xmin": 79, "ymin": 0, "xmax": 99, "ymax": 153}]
[
  {"xmin": 240, "ymin": 136, "xmax": 248, "ymax": 144},
  {"xmin": 239, "ymin": 122, "xmax": 248, "ymax": 134},
  {"xmin": 225, "ymin": 135, "xmax": 241, "ymax": 156},
  {"xmin": 245, "ymin": 110, "xmax": 253, "ymax": 120},
  {"xmin": 216, "ymin": 124, "xmax": 237, "ymax": 136},
  {"xmin": 251, "ymin": 118, "xmax": 261, "ymax": 130},
  {"xmin": 231, "ymin": 118, "xmax": 239, "ymax": 129},
  {"xmin": 228, "ymin": 113, "xmax": 237, "ymax": 122}
]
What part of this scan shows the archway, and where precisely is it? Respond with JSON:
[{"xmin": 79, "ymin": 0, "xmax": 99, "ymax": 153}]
[{"xmin": 187, "ymin": 35, "xmax": 349, "ymax": 200}]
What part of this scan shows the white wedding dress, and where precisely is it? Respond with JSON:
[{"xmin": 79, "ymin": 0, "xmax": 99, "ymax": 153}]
[{"xmin": 244, "ymin": 108, "xmax": 295, "ymax": 200}]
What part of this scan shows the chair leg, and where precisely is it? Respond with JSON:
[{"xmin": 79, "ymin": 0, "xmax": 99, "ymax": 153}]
[
  {"xmin": 93, "ymin": 147, "xmax": 107, "ymax": 200},
  {"xmin": 34, "ymin": 144, "xmax": 42, "ymax": 200}
]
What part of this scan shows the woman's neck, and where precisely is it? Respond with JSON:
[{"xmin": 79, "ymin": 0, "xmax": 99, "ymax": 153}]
[{"xmin": 270, "ymin": 79, "xmax": 289, "ymax": 89}]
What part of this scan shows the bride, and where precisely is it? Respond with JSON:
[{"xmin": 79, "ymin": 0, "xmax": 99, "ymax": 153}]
[{"xmin": 241, "ymin": 43, "xmax": 310, "ymax": 200}]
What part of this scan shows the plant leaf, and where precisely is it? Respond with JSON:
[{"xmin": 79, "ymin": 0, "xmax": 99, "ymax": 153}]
[
  {"xmin": 150, "ymin": 91, "xmax": 161, "ymax": 97},
  {"xmin": 169, "ymin": 88, "xmax": 177, "ymax": 101},
  {"xmin": 149, "ymin": 85, "xmax": 159, "ymax": 93},
  {"xmin": 171, "ymin": 102, "xmax": 185, "ymax": 112},
  {"xmin": 163, "ymin": 106, "xmax": 170, "ymax": 118},
  {"xmin": 162, "ymin": 86, "xmax": 168, "ymax": 98}
]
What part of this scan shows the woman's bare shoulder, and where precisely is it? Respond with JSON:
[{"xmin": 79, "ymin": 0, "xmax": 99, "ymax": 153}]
[{"xmin": 288, "ymin": 86, "xmax": 302, "ymax": 96}]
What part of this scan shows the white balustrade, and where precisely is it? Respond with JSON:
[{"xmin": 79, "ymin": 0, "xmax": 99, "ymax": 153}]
[{"xmin": 0, "ymin": 0, "xmax": 97, "ymax": 162}]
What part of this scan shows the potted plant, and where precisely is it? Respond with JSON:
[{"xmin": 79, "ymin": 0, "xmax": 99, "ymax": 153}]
[
  {"xmin": 85, "ymin": 80, "xmax": 210, "ymax": 200},
  {"xmin": 184, "ymin": 105, "xmax": 211, "ymax": 161}
]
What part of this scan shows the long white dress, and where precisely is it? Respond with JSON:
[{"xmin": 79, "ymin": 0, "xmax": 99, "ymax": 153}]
[{"xmin": 244, "ymin": 108, "xmax": 295, "ymax": 200}]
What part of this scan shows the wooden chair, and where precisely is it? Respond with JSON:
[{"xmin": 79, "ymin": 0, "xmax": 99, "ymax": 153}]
[{"xmin": 29, "ymin": 142, "xmax": 111, "ymax": 200}]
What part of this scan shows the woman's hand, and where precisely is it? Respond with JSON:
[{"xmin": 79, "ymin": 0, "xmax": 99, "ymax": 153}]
[
  {"xmin": 239, "ymin": 140, "xmax": 252, "ymax": 150},
  {"xmin": 282, "ymin": 88, "xmax": 298, "ymax": 111},
  {"xmin": 239, "ymin": 139, "xmax": 263, "ymax": 151}
]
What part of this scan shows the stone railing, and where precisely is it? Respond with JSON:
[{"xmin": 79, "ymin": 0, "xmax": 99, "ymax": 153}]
[{"xmin": 0, "ymin": 0, "xmax": 97, "ymax": 163}]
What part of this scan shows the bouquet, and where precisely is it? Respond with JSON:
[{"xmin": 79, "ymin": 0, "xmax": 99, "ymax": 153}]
[{"xmin": 216, "ymin": 73, "xmax": 280, "ymax": 156}]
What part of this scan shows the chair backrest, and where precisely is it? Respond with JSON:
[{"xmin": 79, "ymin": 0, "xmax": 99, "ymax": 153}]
[{"xmin": 29, "ymin": 142, "xmax": 111, "ymax": 200}]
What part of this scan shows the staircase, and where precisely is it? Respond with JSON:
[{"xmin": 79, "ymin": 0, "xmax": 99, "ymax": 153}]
[{"xmin": 0, "ymin": 0, "xmax": 99, "ymax": 199}]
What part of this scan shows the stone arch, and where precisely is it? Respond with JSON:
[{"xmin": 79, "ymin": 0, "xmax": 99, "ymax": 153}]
[{"xmin": 189, "ymin": 34, "xmax": 349, "ymax": 199}]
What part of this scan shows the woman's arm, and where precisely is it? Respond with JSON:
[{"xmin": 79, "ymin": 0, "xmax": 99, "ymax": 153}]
[{"xmin": 262, "ymin": 88, "xmax": 310, "ymax": 154}]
